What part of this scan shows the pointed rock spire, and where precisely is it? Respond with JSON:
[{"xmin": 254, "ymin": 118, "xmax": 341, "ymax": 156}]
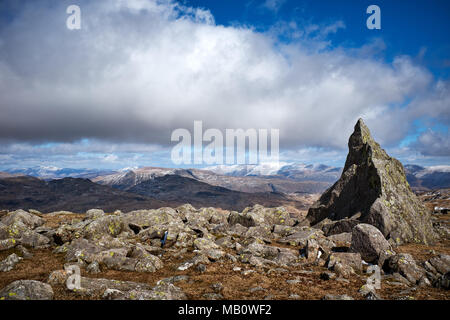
[{"xmin": 306, "ymin": 118, "xmax": 436, "ymax": 245}]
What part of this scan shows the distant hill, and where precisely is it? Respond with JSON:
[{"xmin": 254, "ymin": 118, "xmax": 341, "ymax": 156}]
[
  {"xmin": 0, "ymin": 176, "xmax": 167, "ymax": 213},
  {"xmin": 0, "ymin": 175, "xmax": 309, "ymax": 213},
  {"xmin": 127, "ymin": 174, "xmax": 307, "ymax": 211}
]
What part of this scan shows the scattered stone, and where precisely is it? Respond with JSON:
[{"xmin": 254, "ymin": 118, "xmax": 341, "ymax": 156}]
[
  {"xmin": 428, "ymin": 254, "xmax": 450, "ymax": 275},
  {"xmin": 211, "ymin": 283, "xmax": 223, "ymax": 293},
  {"xmin": 86, "ymin": 261, "xmax": 101, "ymax": 274},
  {"xmin": 433, "ymin": 272, "xmax": 450, "ymax": 290},
  {"xmin": 249, "ymin": 286, "xmax": 265, "ymax": 293},
  {"xmin": 322, "ymin": 294, "xmax": 354, "ymax": 300},
  {"xmin": 16, "ymin": 245, "xmax": 33, "ymax": 259},
  {"xmin": 47, "ymin": 270, "xmax": 69, "ymax": 285},
  {"xmin": 241, "ymin": 270, "xmax": 255, "ymax": 276},
  {"xmin": 327, "ymin": 232, "xmax": 352, "ymax": 246},
  {"xmin": 203, "ymin": 293, "xmax": 223, "ymax": 300},
  {"xmin": 158, "ymin": 275, "xmax": 190, "ymax": 285},
  {"xmin": 196, "ymin": 264, "xmax": 207, "ymax": 273},
  {"xmin": 0, "ymin": 238, "xmax": 17, "ymax": 251},
  {"xmin": 178, "ymin": 262, "xmax": 193, "ymax": 271},
  {"xmin": 364, "ymin": 291, "xmax": 382, "ymax": 300},
  {"xmin": 320, "ymin": 272, "xmax": 336, "ymax": 281},
  {"xmin": 0, "ymin": 253, "xmax": 22, "ymax": 272},
  {"xmin": 286, "ymin": 278, "xmax": 301, "ymax": 284}
]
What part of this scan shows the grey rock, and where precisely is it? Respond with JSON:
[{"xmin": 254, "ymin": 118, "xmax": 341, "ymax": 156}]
[
  {"xmin": 350, "ymin": 223, "xmax": 392, "ymax": 264},
  {"xmin": 86, "ymin": 261, "xmax": 101, "ymax": 274},
  {"xmin": 203, "ymin": 293, "xmax": 223, "ymax": 300},
  {"xmin": 322, "ymin": 294, "xmax": 354, "ymax": 300},
  {"xmin": 0, "ymin": 280, "xmax": 53, "ymax": 300},
  {"xmin": 327, "ymin": 252, "xmax": 362, "ymax": 272},
  {"xmin": 384, "ymin": 253, "xmax": 425, "ymax": 285},
  {"xmin": 1, "ymin": 210, "xmax": 45, "ymax": 229},
  {"xmin": 0, "ymin": 253, "xmax": 22, "ymax": 272},
  {"xmin": 428, "ymin": 254, "xmax": 450, "ymax": 275}
]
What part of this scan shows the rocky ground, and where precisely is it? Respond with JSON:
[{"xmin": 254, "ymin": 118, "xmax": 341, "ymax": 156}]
[{"xmin": 0, "ymin": 200, "xmax": 449, "ymax": 300}]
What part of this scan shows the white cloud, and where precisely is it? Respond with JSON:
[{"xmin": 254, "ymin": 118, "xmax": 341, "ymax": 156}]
[
  {"xmin": 261, "ymin": 0, "xmax": 286, "ymax": 13},
  {"xmin": 0, "ymin": 0, "xmax": 448, "ymax": 165},
  {"xmin": 412, "ymin": 130, "xmax": 450, "ymax": 156}
]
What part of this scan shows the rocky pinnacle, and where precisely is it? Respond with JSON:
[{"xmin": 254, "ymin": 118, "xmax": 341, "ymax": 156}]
[{"xmin": 306, "ymin": 118, "xmax": 437, "ymax": 245}]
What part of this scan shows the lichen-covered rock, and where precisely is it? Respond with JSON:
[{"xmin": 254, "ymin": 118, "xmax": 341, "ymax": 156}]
[
  {"xmin": 193, "ymin": 238, "xmax": 219, "ymax": 251},
  {"xmin": 65, "ymin": 276, "xmax": 154, "ymax": 298},
  {"xmin": 19, "ymin": 230, "xmax": 50, "ymax": 248},
  {"xmin": 0, "ymin": 280, "xmax": 53, "ymax": 300},
  {"xmin": 103, "ymin": 283, "xmax": 186, "ymax": 300},
  {"xmin": 306, "ymin": 119, "xmax": 436, "ymax": 245},
  {"xmin": 0, "ymin": 238, "xmax": 17, "ymax": 251},
  {"xmin": 1, "ymin": 209, "xmax": 45, "ymax": 229},
  {"xmin": 85, "ymin": 209, "xmax": 105, "ymax": 220},
  {"xmin": 83, "ymin": 215, "xmax": 127, "ymax": 239},
  {"xmin": 384, "ymin": 253, "xmax": 425, "ymax": 285},
  {"xmin": 124, "ymin": 208, "xmax": 180, "ymax": 229},
  {"xmin": 327, "ymin": 232, "xmax": 352, "ymax": 246},
  {"xmin": 427, "ymin": 254, "xmax": 450, "ymax": 275},
  {"xmin": 278, "ymin": 226, "xmax": 324, "ymax": 247},
  {"xmin": 320, "ymin": 219, "xmax": 360, "ymax": 236},
  {"xmin": 350, "ymin": 223, "xmax": 392, "ymax": 264},
  {"xmin": 327, "ymin": 252, "xmax": 362, "ymax": 272},
  {"xmin": 0, "ymin": 253, "xmax": 22, "ymax": 272}
]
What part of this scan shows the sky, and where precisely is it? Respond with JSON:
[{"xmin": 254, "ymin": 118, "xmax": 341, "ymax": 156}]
[{"xmin": 0, "ymin": 0, "xmax": 449, "ymax": 170}]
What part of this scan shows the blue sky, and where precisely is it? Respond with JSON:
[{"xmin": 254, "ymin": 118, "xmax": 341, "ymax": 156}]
[
  {"xmin": 184, "ymin": 0, "xmax": 450, "ymax": 80},
  {"xmin": 0, "ymin": 0, "xmax": 449, "ymax": 170}
]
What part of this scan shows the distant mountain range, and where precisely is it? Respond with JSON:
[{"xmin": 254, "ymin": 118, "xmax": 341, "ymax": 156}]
[
  {"xmin": 92, "ymin": 166, "xmax": 330, "ymax": 194},
  {"xmin": 0, "ymin": 170, "xmax": 313, "ymax": 213},
  {"xmin": 404, "ymin": 165, "xmax": 450, "ymax": 190},
  {"xmin": 3, "ymin": 163, "xmax": 450, "ymax": 191},
  {"xmin": 4, "ymin": 166, "xmax": 115, "ymax": 180},
  {"xmin": 204, "ymin": 163, "xmax": 342, "ymax": 182}
]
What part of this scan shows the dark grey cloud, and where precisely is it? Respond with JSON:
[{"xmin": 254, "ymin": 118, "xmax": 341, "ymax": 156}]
[
  {"xmin": 0, "ymin": 0, "xmax": 448, "ymax": 157},
  {"xmin": 412, "ymin": 130, "xmax": 450, "ymax": 157}
]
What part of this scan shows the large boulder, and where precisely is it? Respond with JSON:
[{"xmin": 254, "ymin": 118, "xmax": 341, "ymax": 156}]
[
  {"xmin": 306, "ymin": 119, "xmax": 436, "ymax": 245},
  {"xmin": 350, "ymin": 224, "xmax": 392, "ymax": 264},
  {"xmin": 0, "ymin": 280, "xmax": 53, "ymax": 300},
  {"xmin": 83, "ymin": 215, "xmax": 128, "ymax": 239},
  {"xmin": 1, "ymin": 210, "xmax": 45, "ymax": 229}
]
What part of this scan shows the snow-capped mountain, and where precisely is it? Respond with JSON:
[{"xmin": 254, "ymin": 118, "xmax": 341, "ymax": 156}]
[
  {"xmin": 204, "ymin": 162, "xmax": 289, "ymax": 177},
  {"xmin": 204, "ymin": 162, "xmax": 342, "ymax": 182},
  {"xmin": 4, "ymin": 166, "xmax": 115, "ymax": 180},
  {"xmin": 93, "ymin": 167, "xmax": 181, "ymax": 188},
  {"xmin": 404, "ymin": 165, "xmax": 450, "ymax": 190}
]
